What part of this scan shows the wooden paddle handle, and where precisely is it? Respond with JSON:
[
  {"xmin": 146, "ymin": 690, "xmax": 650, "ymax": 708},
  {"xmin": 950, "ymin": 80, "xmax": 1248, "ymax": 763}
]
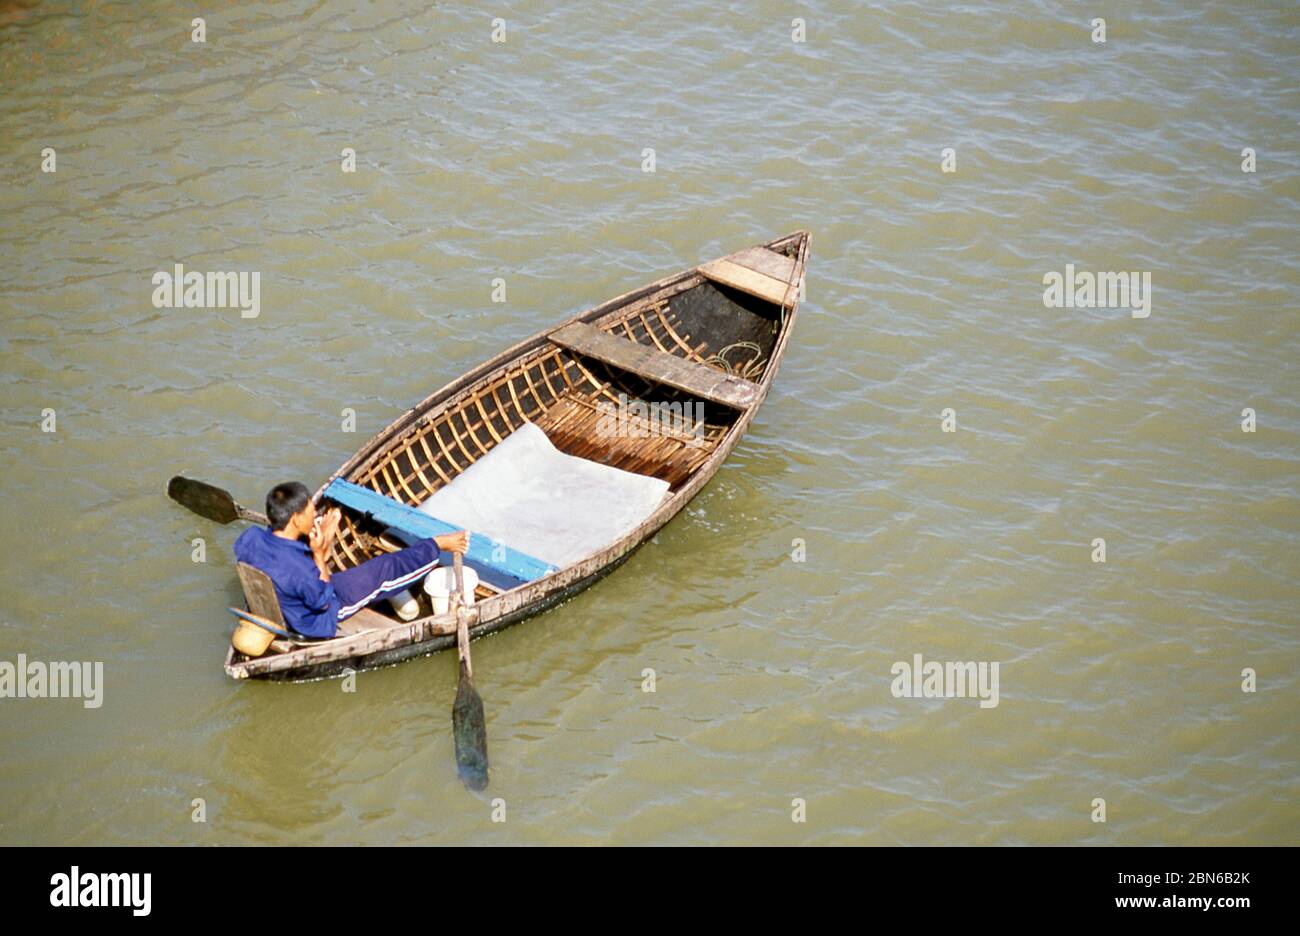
[
  {"xmin": 452, "ymin": 551, "xmax": 465, "ymax": 608},
  {"xmin": 452, "ymin": 551, "xmax": 471, "ymax": 672}
]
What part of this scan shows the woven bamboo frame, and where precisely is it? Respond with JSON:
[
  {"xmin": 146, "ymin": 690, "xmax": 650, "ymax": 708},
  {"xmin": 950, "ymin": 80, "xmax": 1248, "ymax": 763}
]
[{"xmin": 326, "ymin": 295, "xmax": 735, "ymax": 572}]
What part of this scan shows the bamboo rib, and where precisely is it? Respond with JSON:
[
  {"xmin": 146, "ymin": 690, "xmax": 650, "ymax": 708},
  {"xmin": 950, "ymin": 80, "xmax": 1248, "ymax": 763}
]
[
  {"xmin": 555, "ymin": 357, "xmax": 578, "ymax": 391},
  {"xmin": 474, "ymin": 395, "xmax": 505, "ymax": 445},
  {"xmin": 441, "ymin": 415, "xmax": 476, "ymax": 466},
  {"xmin": 416, "ymin": 432, "xmax": 453, "ymax": 486},
  {"xmin": 459, "ymin": 407, "xmax": 491, "ymax": 458},
  {"xmin": 638, "ymin": 309, "xmax": 673, "ymax": 355},
  {"xmin": 406, "ymin": 445, "xmax": 438, "ymax": 498},
  {"xmin": 390, "ymin": 447, "xmax": 422, "ymax": 504},
  {"xmin": 568, "ymin": 356, "xmax": 621, "ymax": 403},
  {"xmin": 654, "ymin": 304, "xmax": 700, "ymax": 359},
  {"xmin": 490, "ymin": 383, "xmax": 519, "ymax": 434},
  {"xmin": 334, "ymin": 518, "xmax": 363, "ymax": 568},
  {"xmin": 505, "ymin": 373, "xmax": 527, "ymax": 420},
  {"xmin": 537, "ymin": 357, "xmax": 564, "ymax": 403},
  {"xmin": 429, "ymin": 422, "xmax": 462, "ymax": 479},
  {"xmin": 378, "ymin": 462, "xmax": 401, "ymax": 502}
]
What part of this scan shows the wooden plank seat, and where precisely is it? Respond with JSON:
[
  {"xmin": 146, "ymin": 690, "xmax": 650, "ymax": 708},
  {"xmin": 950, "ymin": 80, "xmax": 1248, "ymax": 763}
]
[
  {"xmin": 232, "ymin": 561, "xmax": 389, "ymax": 654},
  {"xmin": 727, "ymin": 246, "xmax": 797, "ymax": 283},
  {"xmin": 548, "ymin": 320, "xmax": 762, "ymax": 410},
  {"xmin": 697, "ymin": 246, "xmax": 798, "ymax": 308}
]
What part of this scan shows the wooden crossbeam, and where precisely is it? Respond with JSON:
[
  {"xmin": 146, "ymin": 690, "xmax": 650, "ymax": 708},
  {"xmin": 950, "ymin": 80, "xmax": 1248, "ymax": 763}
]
[
  {"xmin": 728, "ymin": 246, "xmax": 797, "ymax": 283},
  {"xmin": 548, "ymin": 321, "xmax": 761, "ymax": 410},
  {"xmin": 323, "ymin": 478, "xmax": 555, "ymax": 590},
  {"xmin": 696, "ymin": 256, "xmax": 795, "ymax": 306}
]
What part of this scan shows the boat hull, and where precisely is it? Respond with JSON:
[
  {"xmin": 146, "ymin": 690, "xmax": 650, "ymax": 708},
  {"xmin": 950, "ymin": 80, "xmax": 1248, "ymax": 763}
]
[{"xmin": 224, "ymin": 231, "xmax": 810, "ymax": 681}]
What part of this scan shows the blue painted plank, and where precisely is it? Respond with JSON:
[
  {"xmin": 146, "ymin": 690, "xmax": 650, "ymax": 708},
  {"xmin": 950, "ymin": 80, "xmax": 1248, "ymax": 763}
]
[{"xmin": 323, "ymin": 478, "xmax": 554, "ymax": 590}]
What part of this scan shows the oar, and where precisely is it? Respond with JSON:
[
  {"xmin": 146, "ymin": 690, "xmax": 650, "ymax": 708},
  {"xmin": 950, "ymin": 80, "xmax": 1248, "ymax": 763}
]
[
  {"xmin": 174, "ymin": 473, "xmax": 490, "ymax": 786},
  {"xmin": 451, "ymin": 551, "xmax": 489, "ymax": 790},
  {"xmin": 167, "ymin": 476, "xmax": 267, "ymax": 525}
]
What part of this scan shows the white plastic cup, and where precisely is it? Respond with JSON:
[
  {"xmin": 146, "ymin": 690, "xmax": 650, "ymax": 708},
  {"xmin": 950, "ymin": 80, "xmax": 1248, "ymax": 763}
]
[{"xmin": 423, "ymin": 565, "xmax": 477, "ymax": 615}]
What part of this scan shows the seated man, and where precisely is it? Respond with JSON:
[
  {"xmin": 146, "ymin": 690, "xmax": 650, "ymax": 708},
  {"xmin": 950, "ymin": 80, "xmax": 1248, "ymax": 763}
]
[{"xmin": 234, "ymin": 482, "xmax": 469, "ymax": 638}]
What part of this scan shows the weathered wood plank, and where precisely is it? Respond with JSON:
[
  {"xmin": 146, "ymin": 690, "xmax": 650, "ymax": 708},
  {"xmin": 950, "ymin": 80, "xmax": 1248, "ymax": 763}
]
[
  {"xmin": 337, "ymin": 607, "xmax": 392, "ymax": 636},
  {"xmin": 548, "ymin": 321, "xmax": 761, "ymax": 410},
  {"xmin": 236, "ymin": 563, "xmax": 286, "ymax": 626},
  {"xmin": 232, "ymin": 608, "xmax": 469, "ymax": 677},
  {"xmin": 727, "ymin": 246, "xmax": 796, "ymax": 284},
  {"xmin": 697, "ymin": 258, "xmax": 794, "ymax": 307}
]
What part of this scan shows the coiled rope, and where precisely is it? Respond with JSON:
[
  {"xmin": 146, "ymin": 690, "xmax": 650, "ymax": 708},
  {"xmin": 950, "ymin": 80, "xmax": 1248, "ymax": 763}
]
[{"xmin": 703, "ymin": 341, "xmax": 766, "ymax": 381}]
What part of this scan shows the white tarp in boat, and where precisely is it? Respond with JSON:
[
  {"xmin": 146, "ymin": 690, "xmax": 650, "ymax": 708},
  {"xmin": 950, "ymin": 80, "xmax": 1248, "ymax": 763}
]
[{"xmin": 415, "ymin": 421, "xmax": 670, "ymax": 570}]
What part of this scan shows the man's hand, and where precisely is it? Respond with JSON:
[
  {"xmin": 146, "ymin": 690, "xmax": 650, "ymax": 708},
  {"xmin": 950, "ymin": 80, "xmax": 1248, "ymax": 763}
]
[
  {"xmin": 435, "ymin": 530, "xmax": 470, "ymax": 555},
  {"xmin": 309, "ymin": 507, "xmax": 341, "ymax": 556},
  {"xmin": 307, "ymin": 508, "xmax": 341, "ymax": 582}
]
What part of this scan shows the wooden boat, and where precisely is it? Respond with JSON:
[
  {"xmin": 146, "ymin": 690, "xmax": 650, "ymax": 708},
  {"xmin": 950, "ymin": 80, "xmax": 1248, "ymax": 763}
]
[{"xmin": 225, "ymin": 231, "xmax": 811, "ymax": 680}]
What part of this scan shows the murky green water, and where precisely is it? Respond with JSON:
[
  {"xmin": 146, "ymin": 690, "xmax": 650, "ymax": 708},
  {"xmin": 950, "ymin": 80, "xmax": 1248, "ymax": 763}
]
[{"xmin": 1, "ymin": 1, "xmax": 1297, "ymax": 845}]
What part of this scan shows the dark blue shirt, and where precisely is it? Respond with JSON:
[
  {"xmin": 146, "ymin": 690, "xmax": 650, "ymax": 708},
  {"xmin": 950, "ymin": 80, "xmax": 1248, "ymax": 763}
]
[{"xmin": 233, "ymin": 526, "xmax": 340, "ymax": 638}]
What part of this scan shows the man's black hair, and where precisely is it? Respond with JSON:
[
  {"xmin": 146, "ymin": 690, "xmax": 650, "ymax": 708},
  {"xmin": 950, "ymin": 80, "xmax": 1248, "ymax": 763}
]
[{"xmin": 266, "ymin": 482, "xmax": 311, "ymax": 531}]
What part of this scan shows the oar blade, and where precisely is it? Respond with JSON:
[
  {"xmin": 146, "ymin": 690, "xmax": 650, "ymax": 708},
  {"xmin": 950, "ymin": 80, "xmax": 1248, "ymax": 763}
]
[
  {"xmin": 168, "ymin": 476, "xmax": 241, "ymax": 524},
  {"xmin": 452, "ymin": 666, "xmax": 489, "ymax": 791}
]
